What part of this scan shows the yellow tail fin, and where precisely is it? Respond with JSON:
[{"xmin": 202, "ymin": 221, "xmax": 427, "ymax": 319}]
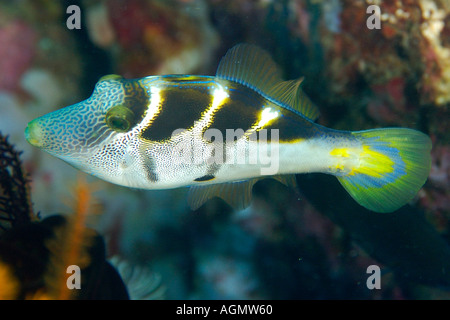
[{"xmin": 336, "ymin": 128, "xmax": 431, "ymax": 213}]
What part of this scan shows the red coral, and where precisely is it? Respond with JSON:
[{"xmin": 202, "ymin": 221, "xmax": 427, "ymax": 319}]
[
  {"xmin": 103, "ymin": 0, "xmax": 200, "ymax": 77},
  {"xmin": 0, "ymin": 20, "xmax": 37, "ymax": 92},
  {"xmin": 367, "ymin": 77, "xmax": 408, "ymax": 124},
  {"xmin": 107, "ymin": 0, "xmax": 152, "ymax": 48}
]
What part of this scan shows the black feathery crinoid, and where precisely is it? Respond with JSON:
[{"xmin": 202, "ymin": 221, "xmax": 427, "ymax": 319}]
[{"xmin": 0, "ymin": 132, "xmax": 34, "ymax": 232}]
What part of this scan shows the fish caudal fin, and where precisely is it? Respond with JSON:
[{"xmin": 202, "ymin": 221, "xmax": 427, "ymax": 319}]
[{"xmin": 335, "ymin": 128, "xmax": 431, "ymax": 213}]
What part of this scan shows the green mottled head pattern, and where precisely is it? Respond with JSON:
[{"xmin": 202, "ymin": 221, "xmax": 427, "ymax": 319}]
[{"xmin": 25, "ymin": 76, "xmax": 149, "ymax": 158}]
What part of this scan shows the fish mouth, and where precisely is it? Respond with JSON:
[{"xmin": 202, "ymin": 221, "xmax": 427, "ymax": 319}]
[{"xmin": 25, "ymin": 119, "xmax": 45, "ymax": 148}]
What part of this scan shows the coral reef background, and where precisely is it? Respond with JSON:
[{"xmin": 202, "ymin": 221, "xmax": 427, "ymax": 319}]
[{"xmin": 0, "ymin": 0, "xmax": 449, "ymax": 299}]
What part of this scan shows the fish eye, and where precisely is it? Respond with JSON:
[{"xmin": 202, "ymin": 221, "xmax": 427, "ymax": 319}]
[
  {"xmin": 105, "ymin": 105, "xmax": 135, "ymax": 132},
  {"xmin": 99, "ymin": 74, "xmax": 123, "ymax": 82}
]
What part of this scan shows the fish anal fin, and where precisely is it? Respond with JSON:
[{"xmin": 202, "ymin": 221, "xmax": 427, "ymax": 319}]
[
  {"xmin": 272, "ymin": 174, "xmax": 298, "ymax": 189},
  {"xmin": 188, "ymin": 179, "xmax": 259, "ymax": 210}
]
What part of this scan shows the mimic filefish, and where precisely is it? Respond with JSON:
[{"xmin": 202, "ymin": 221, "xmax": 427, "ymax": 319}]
[{"xmin": 25, "ymin": 44, "xmax": 431, "ymax": 213}]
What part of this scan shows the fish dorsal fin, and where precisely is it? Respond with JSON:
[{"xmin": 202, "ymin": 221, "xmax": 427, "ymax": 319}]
[
  {"xmin": 188, "ymin": 179, "xmax": 259, "ymax": 210},
  {"xmin": 216, "ymin": 44, "xmax": 320, "ymax": 121},
  {"xmin": 216, "ymin": 44, "xmax": 283, "ymax": 95},
  {"xmin": 266, "ymin": 79, "xmax": 320, "ymax": 121}
]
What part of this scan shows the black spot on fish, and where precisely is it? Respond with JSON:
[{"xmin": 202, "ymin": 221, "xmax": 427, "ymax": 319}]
[
  {"xmin": 141, "ymin": 86, "xmax": 210, "ymax": 142},
  {"xmin": 121, "ymin": 79, "xmax": 150, "ymax": 129},
  {"xmin": 143, "ymin": 156, "xmax": 158, "ymax": 182},
  {"xmin": 206, "ymin": 85, "xmax": 262, "ymax": 139},
  {"xmin": 194, "ymin": 162, "xmax": 221, "ymax": 182},
  {"xmin": 262, "ymin": 111, "xmax": 320, "ymax": 142},
  {"xmin": 194, "ymin": 174, "xmax": 215, "ymax": 182}
]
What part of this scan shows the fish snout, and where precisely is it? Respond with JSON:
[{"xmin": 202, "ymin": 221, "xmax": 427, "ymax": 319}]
[{"xmin": 25, "ymin": 119, "xmax": 45, "ymax": 148}]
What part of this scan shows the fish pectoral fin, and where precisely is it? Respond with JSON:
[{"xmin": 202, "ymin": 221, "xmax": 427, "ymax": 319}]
[{"xmin": 187, "ymin": 179, "xmax": 259, "ymax": 211}]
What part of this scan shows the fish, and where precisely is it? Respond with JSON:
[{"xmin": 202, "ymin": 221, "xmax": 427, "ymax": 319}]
[{"xmin": 25, "ymin": 44, "xmax": 432, "ymax": 213}]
